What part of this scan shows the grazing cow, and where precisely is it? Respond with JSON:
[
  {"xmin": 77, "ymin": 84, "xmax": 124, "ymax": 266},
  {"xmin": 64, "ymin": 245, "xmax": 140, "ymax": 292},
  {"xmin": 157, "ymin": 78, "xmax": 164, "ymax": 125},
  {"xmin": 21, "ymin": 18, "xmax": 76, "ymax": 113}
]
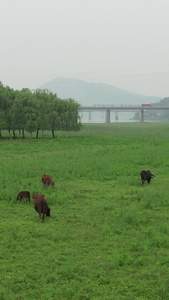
[
  {"xmin": 32, "ymin": 194, "xmax": 45, "ymax": 201},
  {"xmin": 16, "ymin": 191, "xmax": 30, "ymax": 202},
  {"xmin": 33, "ymin": 194, "xmax": 50, "ymax": 222},
  {"xmin": 42, "ymin": 174, "xmax": 55, "ymax": 188},
  {"xmin": 140, "ymin": 170, "xmax": 154, "ymax": 186}
]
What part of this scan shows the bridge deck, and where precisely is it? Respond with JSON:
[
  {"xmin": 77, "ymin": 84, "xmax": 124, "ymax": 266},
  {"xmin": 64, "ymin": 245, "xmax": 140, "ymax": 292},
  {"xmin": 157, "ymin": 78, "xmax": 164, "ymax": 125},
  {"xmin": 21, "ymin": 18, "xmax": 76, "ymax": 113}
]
[{"xmin": 80, "ymin": 106, "xmax": 169, "ymax": 111}]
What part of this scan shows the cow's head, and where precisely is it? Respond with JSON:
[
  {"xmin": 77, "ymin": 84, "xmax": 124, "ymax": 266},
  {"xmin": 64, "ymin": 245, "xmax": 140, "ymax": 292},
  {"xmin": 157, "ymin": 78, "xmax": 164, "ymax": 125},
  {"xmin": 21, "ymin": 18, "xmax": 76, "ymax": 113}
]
[
  {"xmin": 51, "ymin": 181, "xmax": 55, "ymax": 187},
  {"xmin": 46, "ymin": 207, "xmax": 50, "ymax": 217}
]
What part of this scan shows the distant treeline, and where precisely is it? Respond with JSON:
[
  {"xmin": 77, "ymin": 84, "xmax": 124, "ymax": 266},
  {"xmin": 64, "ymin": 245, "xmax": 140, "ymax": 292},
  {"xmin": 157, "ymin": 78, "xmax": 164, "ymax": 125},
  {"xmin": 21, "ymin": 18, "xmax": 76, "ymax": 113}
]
[
  {"xmin": 0, "ymin": 82, "xmax": 82, "ymax": 139},
  {"xmin": 133, "ymin": 97, "xmax": 169, "ymax": 121}
]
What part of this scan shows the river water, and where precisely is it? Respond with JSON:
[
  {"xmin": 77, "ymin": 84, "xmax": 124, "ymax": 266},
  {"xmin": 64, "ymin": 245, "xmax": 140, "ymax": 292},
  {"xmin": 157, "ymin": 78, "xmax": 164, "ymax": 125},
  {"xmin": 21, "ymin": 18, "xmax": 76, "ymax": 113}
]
[{"xmin": 80, "ymin": 111, "xmax": 138, "ymax": 123}]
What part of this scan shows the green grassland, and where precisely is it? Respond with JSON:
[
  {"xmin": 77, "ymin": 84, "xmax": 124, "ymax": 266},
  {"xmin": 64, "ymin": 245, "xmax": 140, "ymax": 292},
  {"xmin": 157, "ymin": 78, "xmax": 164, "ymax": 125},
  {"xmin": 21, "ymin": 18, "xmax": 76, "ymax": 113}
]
[{"xmin": 1, "ymin": 122, "xmax": 169, "ymax": 299}]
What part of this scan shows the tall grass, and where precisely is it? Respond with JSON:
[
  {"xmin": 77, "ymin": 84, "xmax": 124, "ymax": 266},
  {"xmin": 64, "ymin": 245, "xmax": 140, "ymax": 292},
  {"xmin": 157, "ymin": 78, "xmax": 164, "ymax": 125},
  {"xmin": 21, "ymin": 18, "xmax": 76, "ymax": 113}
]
[{"xmin": 1, "ymin": 122, "xmax": 169, "ymax": 299}]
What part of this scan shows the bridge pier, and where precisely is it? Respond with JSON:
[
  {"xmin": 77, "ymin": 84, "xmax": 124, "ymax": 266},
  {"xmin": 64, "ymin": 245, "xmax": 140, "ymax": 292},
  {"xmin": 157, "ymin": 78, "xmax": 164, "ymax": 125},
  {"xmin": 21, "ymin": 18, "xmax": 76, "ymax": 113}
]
[
  {"xmin": 115, "ymin": 111, "xmax": 119, "ymax": 121},
  {"xmin": 105, "ymin": 109, "xmax": 110, "ymax": 123},
  {"xmin": 140, "ymin": 109, "xmax": 144, "ymax": 122}
]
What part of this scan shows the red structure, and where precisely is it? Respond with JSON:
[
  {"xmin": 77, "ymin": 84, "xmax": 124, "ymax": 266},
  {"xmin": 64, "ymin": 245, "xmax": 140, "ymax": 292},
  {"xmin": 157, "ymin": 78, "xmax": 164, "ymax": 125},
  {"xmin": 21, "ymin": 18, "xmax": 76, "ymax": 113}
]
[{"xmin": 141, "ymin": 104, "xmax": 152, "ymax": 107}]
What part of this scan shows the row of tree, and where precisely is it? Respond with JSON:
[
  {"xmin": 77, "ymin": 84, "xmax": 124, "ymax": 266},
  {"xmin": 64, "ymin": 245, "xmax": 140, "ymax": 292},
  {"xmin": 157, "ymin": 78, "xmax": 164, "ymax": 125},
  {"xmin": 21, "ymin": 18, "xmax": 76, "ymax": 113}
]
[{"xmin": 0, "ymin": 82, "xmax": 82, "ymax": 138}]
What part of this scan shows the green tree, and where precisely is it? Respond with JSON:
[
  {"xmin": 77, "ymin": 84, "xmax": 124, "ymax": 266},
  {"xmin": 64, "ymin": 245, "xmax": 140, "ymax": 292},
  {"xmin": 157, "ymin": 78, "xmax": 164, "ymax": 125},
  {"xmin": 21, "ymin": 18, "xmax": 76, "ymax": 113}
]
[
  {"xmin": 0, "ymin": 83, "xmax": 15, "ymax": 138},
  {"xmin": 0, "ymin": 110, "xmax": 7, "ymax": 138},
  {"xmin": 25, "ymin": 101, "xmax": 39, "ymax": 139},
  {"xmin": 34, "ymin": 89, "xmax": 55, "ymax": 138},
  {"xmin": 58, "ymin": 98, "xmax": 81, "ymax": 131},
  {"xmin": 48, "ymin": 98, "xmax": 61, "ymax": 138},
  {"xmin": 11, "ymin": 98, "xmax": 26, "ymax": 139}
]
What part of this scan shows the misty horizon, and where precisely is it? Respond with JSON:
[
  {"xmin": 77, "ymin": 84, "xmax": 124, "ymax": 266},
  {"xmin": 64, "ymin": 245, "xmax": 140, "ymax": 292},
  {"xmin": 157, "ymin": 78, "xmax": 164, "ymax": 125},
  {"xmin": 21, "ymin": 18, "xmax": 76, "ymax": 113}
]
[{"xmin": 1, "ymin": 0, "xmax": 169, "ymax": 98}]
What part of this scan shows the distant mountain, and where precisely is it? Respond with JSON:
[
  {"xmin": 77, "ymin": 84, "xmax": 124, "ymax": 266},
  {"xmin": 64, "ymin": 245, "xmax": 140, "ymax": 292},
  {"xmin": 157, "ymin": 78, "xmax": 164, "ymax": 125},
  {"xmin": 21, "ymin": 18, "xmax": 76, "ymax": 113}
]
[{"xmin": 39, "ymin": 77, "xmax": 161, "ymax": 106}]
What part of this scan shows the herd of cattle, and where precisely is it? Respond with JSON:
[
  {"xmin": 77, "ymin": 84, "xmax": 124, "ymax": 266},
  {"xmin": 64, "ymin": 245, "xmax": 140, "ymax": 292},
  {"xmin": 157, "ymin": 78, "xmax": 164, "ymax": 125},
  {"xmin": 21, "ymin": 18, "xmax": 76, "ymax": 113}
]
[
  {"xmin": 16, "ymin": 174, "xmax": 55, "ymax": 222},
  {"xmin": 16, "ymin": 171, "xmax": 154, "ymax": 222}
]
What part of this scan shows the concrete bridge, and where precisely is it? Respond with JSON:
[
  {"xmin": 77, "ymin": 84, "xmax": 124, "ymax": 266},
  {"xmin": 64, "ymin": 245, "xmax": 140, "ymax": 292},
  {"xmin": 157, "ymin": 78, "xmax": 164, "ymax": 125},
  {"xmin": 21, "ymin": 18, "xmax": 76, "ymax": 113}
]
[{"xmin": 79, "ymin": 105, "xmax": 169, "ymax": 123}]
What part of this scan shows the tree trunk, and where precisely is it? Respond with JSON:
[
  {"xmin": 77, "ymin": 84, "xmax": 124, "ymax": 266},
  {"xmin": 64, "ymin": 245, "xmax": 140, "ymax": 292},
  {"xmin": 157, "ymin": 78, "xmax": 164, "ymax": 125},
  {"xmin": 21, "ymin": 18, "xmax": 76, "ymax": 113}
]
[
  {"xmin": 13, "ymin": 130, "xmax": 16, "ymax": 139},
  {"xmin": 30, "ymin": 132, "xmax": 32, "ymax": 139},
  {"xmin": 0, "ymin": 130, "xmax": 1, "ymax": 139},
  {"xmin": 22, "ymin": 129, "xmax": 25, "ymax": 139},
  {"xmin": 36, "ymin": 128, "xmax": 39, "ymax": 139},
  {"xmin": 52, "ymin": 130, "xmax": 55, "ymax": 138}
]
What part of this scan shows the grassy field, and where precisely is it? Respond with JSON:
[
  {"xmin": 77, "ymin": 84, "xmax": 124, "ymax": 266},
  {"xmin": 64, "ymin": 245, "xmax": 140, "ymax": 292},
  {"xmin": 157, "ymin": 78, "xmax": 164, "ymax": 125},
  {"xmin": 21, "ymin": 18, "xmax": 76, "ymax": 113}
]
[{"xmin": 1, "ymin": 122, "xmax": 169, "ymax": 299}]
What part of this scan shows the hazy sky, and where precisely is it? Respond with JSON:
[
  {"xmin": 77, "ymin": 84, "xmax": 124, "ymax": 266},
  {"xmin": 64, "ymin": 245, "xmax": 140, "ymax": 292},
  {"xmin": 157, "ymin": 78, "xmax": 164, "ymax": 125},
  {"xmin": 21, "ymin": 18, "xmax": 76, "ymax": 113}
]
[{"xmin": 1, "ymin": 0, "xmax": 169, "ymax": 97}]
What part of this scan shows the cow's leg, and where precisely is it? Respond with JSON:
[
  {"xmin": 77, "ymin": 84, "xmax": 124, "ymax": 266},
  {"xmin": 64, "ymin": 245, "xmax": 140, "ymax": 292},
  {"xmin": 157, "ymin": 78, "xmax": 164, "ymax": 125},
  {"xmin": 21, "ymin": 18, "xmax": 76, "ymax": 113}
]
[
  {"xmin": 42, "ymin": 202, "xmax": 45, "ymax": 222},
  {"xmin": 39, "ymin": 213, "xmax": 42, "ymax": 221},
  {"xmin": 38, "ymin": 203, "xmax": 42, "ymax": 221}
]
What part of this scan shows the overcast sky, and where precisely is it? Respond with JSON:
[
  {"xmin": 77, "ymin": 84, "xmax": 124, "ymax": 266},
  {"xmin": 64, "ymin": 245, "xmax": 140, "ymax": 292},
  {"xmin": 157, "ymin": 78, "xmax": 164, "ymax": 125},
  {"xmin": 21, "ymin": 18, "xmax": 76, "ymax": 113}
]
[{"xmin": 1, "ymin": 0, "xmax": 169, "ymax": 97}]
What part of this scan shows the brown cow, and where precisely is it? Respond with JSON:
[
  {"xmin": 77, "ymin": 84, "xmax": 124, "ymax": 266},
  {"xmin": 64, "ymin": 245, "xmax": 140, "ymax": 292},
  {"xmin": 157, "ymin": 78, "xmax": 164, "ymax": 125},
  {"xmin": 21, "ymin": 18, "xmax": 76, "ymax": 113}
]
[
  {"xmin": 33, "ymin": 194, "xmax": 50, "ymax": 222},
  {"xmin": 42, "ymin": 174, "xmax": 55, "ymax": 188},
  {"xmin": 32, "ymin": 194, "xmax": 45, "ymax": 201},
  {"xmin": 16, "ymin": 191, "xmax": 30, "ymax": 202}
]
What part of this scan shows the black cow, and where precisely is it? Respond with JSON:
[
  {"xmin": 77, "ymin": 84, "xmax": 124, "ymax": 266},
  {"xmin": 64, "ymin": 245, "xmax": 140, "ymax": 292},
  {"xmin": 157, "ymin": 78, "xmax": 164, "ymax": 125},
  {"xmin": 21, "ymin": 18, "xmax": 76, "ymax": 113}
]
[
  {"xmin": 140, "ymin": 170, "xmax": 154, "ymax": 186},
  {"xmin": 16, "ymin": 191, "xmax": 30, "ymax": 202}
]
